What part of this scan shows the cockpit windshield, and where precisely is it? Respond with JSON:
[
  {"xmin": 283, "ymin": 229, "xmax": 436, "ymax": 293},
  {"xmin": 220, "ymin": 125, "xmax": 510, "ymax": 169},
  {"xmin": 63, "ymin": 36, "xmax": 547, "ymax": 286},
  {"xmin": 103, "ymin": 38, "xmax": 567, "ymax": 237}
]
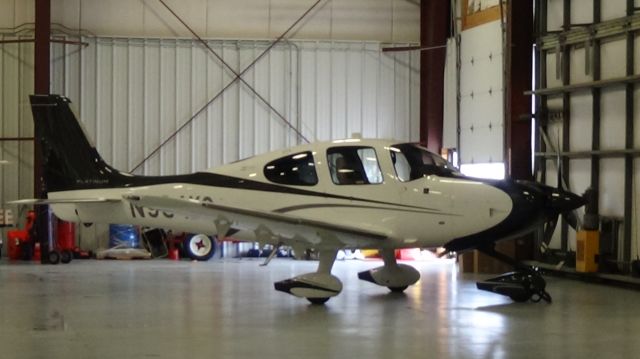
[{"xmin": 389, "ymin": 143, "xmax": 459, "ymax": 182}]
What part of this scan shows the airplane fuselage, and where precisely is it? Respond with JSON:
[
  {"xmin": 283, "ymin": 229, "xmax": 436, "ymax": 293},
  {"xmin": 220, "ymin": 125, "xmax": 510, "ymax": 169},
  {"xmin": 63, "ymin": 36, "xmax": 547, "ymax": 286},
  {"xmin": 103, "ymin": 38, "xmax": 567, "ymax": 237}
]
[{"xmin": 48, "ymin": 139, "xmax": 514, "ymax": 250}]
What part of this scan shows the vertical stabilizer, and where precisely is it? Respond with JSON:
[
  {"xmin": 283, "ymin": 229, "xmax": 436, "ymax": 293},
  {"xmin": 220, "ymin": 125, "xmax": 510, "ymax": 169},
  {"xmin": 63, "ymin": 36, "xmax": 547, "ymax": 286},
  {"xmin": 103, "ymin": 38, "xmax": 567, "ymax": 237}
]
[{"xmin": 30, "ymin": 94, "xmax": 125, "ymax": 192}]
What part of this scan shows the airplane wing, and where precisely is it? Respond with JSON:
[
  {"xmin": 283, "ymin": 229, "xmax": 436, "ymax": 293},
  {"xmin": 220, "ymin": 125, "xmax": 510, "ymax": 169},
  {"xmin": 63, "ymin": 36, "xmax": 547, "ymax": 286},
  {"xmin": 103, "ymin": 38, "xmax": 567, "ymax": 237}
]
[
  {"xmin": 123, "ymin": 195, "xmax": 390, "ymax": 248},
  {"xmin": 8, "ymin": 198, "xmax": 118, "ymax": 205}
]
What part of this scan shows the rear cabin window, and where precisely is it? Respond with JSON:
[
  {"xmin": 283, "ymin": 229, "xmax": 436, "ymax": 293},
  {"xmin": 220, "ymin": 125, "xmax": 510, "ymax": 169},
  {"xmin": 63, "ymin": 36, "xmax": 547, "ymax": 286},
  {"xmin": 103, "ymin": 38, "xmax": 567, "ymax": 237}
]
[
  {"xmin": 263, "ymin": 151, "xmax": 318, "ymax": 186},
  {"xmin": 327, "ymin": 147, "xmax": 383, "ymax": 185}
]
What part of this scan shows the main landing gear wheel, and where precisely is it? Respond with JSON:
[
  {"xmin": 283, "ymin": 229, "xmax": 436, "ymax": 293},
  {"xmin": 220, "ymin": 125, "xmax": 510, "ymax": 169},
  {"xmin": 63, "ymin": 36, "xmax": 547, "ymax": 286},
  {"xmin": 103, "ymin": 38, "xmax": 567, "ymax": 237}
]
[
  {"xmin": 183, "ymin": 234, "xmax": 216, "ymax": 261},
  {"xmin": 388, "ymin": 286, "xmax": 408, "ymax": 293},
  {"xmin": 307, "ymin": 297, "xmax": 331, "ymax": 305}
]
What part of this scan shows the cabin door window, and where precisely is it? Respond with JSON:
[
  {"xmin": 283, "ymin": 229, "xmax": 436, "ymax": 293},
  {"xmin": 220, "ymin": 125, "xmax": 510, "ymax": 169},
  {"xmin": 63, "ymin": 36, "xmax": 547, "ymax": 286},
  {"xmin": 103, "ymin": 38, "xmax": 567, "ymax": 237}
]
[{"xmin": 327, "ymin": 147, "xmax": 383, "ymax": 185}]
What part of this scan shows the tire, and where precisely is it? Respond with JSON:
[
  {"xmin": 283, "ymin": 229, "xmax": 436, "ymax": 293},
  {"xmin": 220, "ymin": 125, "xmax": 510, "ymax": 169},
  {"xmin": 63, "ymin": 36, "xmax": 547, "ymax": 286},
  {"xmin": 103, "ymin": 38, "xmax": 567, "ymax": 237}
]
[
  {"xmin": 60, "ymin": 250, "xmax": 73, "ymax": 264},
  {"xmin": 307, "ymin": 297, "xmax": 330, "ymax": 305},
  {"xmin": 509, "ymin": 293, "xmax": 531, "ymax": 303},
  {"xmin": 48, "ymin": 251, "xmax": 61, "ymax": 265},
  {"xmin": 388, "ymin": 286, "xmax": 409, "ymax": 293},
  {"xmin": 183, "ymin": 234, "xmax": 216, "ymax": 261}
]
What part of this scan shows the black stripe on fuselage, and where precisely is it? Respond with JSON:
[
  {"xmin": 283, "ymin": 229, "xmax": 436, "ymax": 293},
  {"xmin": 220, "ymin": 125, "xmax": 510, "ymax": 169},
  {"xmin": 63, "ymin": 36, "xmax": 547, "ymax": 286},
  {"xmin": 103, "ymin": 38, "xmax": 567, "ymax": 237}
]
[
  {"xmin": 273, "ymin": 203, "xmax": 460, "ymax": 216},
  {"xmin": 97, "ymin": 171, "xmax": 448, "ymax": 214}
]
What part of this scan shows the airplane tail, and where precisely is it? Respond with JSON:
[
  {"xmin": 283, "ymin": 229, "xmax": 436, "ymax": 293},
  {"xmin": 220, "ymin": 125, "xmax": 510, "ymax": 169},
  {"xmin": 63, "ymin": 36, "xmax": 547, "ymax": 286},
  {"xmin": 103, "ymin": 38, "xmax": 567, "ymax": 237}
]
[{"xmin": 30, "ymin": 94, "xmax": 128, "ymax": 192}]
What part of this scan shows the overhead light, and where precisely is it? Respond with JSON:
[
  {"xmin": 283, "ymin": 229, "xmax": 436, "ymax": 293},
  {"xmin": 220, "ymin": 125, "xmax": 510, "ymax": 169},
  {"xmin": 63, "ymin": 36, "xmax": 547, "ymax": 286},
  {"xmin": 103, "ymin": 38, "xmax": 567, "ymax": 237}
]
[{"xmin": 0, "ymin": 160, "xmax": 9, "ymax": 165}]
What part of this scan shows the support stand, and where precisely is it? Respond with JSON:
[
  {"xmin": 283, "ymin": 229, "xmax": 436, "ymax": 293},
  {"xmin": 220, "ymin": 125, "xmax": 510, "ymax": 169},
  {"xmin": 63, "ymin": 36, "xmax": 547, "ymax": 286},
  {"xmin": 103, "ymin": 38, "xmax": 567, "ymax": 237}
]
[{"xmin": 476, "ymin": 244, "xmax": 552, "ymax": 303}]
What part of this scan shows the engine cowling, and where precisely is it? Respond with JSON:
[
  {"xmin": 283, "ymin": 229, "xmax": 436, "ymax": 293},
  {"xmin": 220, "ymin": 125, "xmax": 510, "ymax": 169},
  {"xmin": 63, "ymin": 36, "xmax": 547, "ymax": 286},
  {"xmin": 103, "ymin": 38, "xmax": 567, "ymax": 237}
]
[{"xmin": 358, "ymin": 264, "xmax": 420, "ymax": 290}]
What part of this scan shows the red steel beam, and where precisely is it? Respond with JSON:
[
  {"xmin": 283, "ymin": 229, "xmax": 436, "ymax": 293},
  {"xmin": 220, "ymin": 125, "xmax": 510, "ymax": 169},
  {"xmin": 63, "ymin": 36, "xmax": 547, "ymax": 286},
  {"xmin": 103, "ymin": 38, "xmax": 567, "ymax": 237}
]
[
  {"xmin": 420, "ymin": 0, "xmax": 449, "ymax": 153},
  {"xmin": 505, "ymin": 0, "xmax": 533, "ymax": 180},
  {"xmin": 34, "ymin": 0, "xmax": 51, "ymax": 264},
  {"xmin": 34, "ymin": 0, "xmax": 50, "ymax": 95}
]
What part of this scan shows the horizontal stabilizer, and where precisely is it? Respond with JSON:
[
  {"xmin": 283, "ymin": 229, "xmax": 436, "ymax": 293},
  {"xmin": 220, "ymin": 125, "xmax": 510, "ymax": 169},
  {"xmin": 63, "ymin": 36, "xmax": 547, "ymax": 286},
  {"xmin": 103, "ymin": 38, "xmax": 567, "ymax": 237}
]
[{"xmin": 8, "ymin": 198, "xmax": 117, "ymax": 205}]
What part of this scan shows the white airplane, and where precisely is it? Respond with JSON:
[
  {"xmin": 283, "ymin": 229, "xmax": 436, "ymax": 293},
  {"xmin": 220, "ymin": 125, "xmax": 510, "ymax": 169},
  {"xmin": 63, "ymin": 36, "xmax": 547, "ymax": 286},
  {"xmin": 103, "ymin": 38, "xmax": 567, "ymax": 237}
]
[{"xmin": 13, "ymin": 94, "xmax": 584, "ymax": 304}]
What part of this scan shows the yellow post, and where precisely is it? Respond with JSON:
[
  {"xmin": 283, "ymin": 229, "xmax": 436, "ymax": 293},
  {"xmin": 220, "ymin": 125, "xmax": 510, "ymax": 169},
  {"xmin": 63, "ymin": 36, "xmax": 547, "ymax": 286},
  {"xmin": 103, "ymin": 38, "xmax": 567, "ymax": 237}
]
[{"xmin": 576, "ymin": 230, "xmax": 599, "ymax": 273}]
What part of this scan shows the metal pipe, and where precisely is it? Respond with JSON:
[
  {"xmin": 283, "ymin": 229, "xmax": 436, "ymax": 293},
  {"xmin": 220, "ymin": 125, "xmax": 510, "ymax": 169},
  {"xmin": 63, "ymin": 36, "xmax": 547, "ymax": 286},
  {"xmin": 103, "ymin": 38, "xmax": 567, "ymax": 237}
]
[
  {"xmin": 50, "ymin": 38, "xmax": 88, "ymax": 47},
  {"xmin": 0, "ymin": 137, "xmax": 34, "ymax": 141},
  {"xmin": 560, "ymin": 0, "xmax": 571, "ymax": 252},
  {"xmin": 527, "ymin": 74, "xmax": 640, "ymax": 95},
  {"xmin": 0, "ymin": 39, "xmax": 33, "ymax": 44},
  {"xmin": 381, "ymin": 44, "xmax": 446, "ymax": 53},
  {"xmin": 624, "ymin": 0, "xmax": 635, "ymax": 271},
  {"xmin": 590, "ymin": 0, "xmax": 601, "ymax": 225},
  {"xmin": 536, "ymin": 149, "xmax": 640, "ymax": 158}
]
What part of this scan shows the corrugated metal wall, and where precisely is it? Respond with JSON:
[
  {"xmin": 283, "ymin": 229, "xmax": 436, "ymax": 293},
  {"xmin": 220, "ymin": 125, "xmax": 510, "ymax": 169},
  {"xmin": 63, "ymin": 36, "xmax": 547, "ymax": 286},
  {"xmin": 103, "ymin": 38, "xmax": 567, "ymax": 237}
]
[
  {"xmin": 0, "ymin": 37, "xmax": 34, "ymax": 208},
  {"xmin": 51, "ymin": 37, "xmax": 420, "ymax": 177},
  {"xmin": 1, "ymin": 36, "xmax": 419, "ymax": 249}
]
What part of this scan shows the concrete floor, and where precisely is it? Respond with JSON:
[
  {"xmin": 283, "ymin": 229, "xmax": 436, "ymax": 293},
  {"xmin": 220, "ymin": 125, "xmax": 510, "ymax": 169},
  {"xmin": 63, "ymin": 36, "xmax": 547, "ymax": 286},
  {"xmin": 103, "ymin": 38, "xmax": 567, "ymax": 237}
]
[{"xmin": 1, "ymin": 258, "xmax": 639, "ymax": 359}]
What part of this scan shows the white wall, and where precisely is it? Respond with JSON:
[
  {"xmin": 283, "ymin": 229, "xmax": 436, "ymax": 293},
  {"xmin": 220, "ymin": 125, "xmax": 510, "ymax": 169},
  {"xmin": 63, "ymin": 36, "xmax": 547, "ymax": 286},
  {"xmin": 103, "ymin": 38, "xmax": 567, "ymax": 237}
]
[
  {"xmin": 458, "ymin": 20, "xmax": 504, "ymax": 164},
  {"xmin": 50, "ymin": 37, "xmax": 419, "ymax": 176},
  {"xmin": 40, "ymin": 0, "xmax": 418, "ymax": 42}
]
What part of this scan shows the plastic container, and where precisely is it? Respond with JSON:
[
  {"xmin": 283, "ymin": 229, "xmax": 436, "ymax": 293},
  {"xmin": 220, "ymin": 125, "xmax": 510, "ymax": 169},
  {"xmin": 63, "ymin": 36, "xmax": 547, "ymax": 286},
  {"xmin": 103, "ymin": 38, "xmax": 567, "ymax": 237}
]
[
  {"xmin": 109, "ymin": 224, "xmax": 140, "ymax": 248},
  {"xmin": 57, "ymin": 220, "xmax": 75, "ymax": 251},
  {"xmin": 7, "ymin": 230, "xmax": 28, "ymax": 260}
]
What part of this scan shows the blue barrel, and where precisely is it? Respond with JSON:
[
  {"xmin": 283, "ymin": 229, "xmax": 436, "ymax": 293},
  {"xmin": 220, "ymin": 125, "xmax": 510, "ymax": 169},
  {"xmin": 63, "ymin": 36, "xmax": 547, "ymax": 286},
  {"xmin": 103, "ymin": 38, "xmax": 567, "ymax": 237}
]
[{"xmin": 109, "ymin": 224, "xmax": 140, "ymax": 248}]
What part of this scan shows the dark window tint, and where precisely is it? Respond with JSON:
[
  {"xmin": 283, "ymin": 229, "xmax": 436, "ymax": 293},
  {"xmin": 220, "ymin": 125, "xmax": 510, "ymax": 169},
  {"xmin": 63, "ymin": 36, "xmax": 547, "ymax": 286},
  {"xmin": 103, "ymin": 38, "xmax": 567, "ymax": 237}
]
[{"xmin": 263, "ymin": 151, "xmax": 318, "ymax": 186}]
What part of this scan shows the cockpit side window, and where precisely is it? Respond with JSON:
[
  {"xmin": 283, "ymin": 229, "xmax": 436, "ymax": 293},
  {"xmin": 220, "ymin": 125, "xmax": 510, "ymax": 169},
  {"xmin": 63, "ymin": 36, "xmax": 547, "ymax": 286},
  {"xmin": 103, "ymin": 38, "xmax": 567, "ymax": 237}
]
[
  {"xmin": 327, "ymin": 146, "xmax": 383, "ymax": 185},
  {"xmin": 389, "ymin": 143, "xmax": 458, "ymax": 182},
  {"xmin": 263, "ymin": 151, "xmax": 318, "ymax": 186}
]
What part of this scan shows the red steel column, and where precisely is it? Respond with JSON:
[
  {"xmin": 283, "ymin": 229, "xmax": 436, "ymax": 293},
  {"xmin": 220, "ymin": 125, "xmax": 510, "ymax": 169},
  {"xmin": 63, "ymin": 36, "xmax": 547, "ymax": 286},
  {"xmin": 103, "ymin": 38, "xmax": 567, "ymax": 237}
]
[
  {"xmin": 505, "ymin": 1, "xmax": 533, "ymax": 180},
  {"xmin": 34, "ymin": 0, "xmax": 50, "ymax": 196},
  {"xmin": 34, "ymin": 0, "xmax": 50, "ymax": 95},
  {"xmin": 420, "ymin": 0, "xmax": 449, "ymax": 153},
  {"xmin": 34, "ymin": 0, "xmax": 51, "ymax": 264}
]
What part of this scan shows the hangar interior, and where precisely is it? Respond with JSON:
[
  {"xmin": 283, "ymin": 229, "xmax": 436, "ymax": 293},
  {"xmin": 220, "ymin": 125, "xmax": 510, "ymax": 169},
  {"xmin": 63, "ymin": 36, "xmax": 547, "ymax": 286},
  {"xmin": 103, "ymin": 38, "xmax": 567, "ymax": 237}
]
[
  {"xmin": 2, "ymin": 0, "xmax": 638, "ymax": 275},
  {"xmin": 0, "ymin": 0, "xmax": 639, "ymax": 266},
  {"xmin": 3, "ymin": 0, "xmax": 640, "ymax": 357}
]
